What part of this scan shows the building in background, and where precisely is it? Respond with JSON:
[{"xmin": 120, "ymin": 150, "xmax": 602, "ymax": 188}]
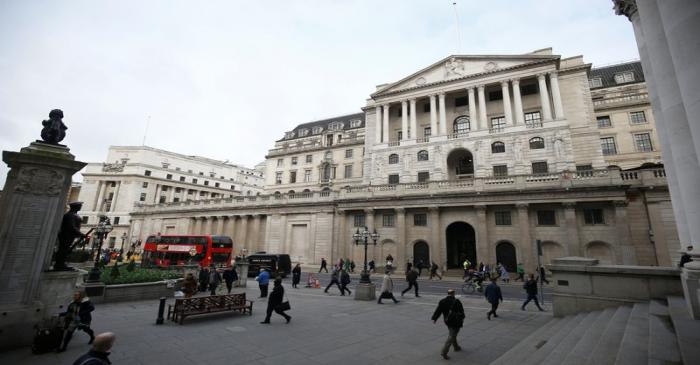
[{"xmin": 77, "ymin": 145, "xmax": 263, "ymax": 249}]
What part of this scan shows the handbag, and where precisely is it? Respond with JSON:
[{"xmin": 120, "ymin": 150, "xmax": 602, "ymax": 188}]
[{"xmin": 277, "ymin": 291, "xmax": 291, "ymax": 311}]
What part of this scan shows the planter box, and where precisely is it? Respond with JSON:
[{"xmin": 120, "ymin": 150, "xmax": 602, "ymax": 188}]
[{"xmin": 91, "ymin": 279, "xmax": 183, "ymax": 304}]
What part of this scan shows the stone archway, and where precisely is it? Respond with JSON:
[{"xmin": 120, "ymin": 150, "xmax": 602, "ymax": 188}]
[
  {"xmin": 445, "ymin": 222, "xmax": 476, "ymax": 269},
  {"xmin": 446, "ymin": 148, "xmax": 474, "ymax": 180},
  {"xmin": 586, "ymin": 241, "xmax": 614, "ymax": 264},
  {"xmin": 413, "ymin": 241, "xmax": 430, "ymax": 268},
  {"xmin": 496, "ymin": 241, "xmax": 517, "ymax": 272}
]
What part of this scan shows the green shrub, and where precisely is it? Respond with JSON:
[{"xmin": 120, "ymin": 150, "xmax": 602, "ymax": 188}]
[
  {"xmin": 110, "ymin": 264, "xmax": 120, "ymax": 279},
  {"xmin": 100, "ymin": 267, "xmax": 181, "ymax": 285},
  {"xmin": 126, "ymin": 259, "xmax": 136, "ymax": 272}
]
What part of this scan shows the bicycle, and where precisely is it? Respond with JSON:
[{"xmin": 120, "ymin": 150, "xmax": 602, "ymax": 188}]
[{"xmin": 461, "ymin": 276, "xmax": 484, "ymax": 295}]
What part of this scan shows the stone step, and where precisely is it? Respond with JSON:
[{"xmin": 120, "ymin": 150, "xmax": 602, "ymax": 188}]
[
  {"xmin": 614, "ymin": 302, "xmax": 649, "ymax": 365},
  {"xmin": 540, "ymin": 311, "xmax": 601, "ymax": 365},
  {"xmin": 561, "ymin": 307, "xmax": 617, "ymax": 365},
  {"xmin": 521, "ymin": 312, "xmax": 587, "ymax": 365},
  {"xmin": 666, "ymin": 296, "xmax": 700, "ymax": 365},
  {"xmin": 648, "ymin": 298, "xmax": 681, "ymax": 364},
  {"xmin": 489, "ymin": 316, "xmax": 566, "ymax": 365},
  {"xmin": 585, "ymin": 305, "xmax": 632, "ymax": 365}
]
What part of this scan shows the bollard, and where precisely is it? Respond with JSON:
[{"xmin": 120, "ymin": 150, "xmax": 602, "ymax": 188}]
[{"xmin": 156, "ymin": 297, "xmax": 166, "ymax": 325}]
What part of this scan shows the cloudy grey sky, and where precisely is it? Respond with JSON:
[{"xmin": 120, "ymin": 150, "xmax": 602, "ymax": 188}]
[{"xmin": 0, "ymin": 0, "xmax": 638, "ymax": 188}]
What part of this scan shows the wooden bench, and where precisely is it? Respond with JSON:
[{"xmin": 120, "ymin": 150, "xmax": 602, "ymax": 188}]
[{"xmin": 167, "ymin": 293, "xmax": 253, "ymax": 324}]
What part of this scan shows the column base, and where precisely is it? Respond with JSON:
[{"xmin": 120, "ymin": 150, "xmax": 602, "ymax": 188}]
[
  {"xmin": 681, "ymin": 261, "xmax": 700, "ymax": 319},
  {"xmin": 354, "ymin": 283, "xmax": 376, "ymax": 301}
]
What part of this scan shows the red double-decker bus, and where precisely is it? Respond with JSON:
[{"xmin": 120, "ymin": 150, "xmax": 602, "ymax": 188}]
[{"xmin": 142, "ymin": 234, "xmax": 233, "ymax": 268}]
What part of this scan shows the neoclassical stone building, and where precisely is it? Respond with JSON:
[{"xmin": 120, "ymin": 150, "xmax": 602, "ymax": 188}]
[{"xmin": 129, "ymin": 49, "xmax": 679, "ymax": 272}]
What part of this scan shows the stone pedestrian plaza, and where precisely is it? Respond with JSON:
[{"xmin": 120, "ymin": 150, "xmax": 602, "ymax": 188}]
[{"xmin": 0, "ymin": 285, "xmax": 549, "ymax": 365}]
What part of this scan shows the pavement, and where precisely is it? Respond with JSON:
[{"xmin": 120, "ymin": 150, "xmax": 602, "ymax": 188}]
[{"xmin": 1, "ymin": 280, "xmax": 552, "ymax": 365}]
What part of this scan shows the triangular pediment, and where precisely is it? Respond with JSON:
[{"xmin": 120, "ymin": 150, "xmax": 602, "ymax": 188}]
[{"xmin": 372, "ymin": 54, "xmax": 559, "ymax": 97}]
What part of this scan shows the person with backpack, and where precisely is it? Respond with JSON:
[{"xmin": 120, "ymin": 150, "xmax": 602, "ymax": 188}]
[
  {"xmin": 521, "ymin": 274, "xmax": 545, "ymax": 311},
  {"xmin": 324, "ymin": 267, "xmax": 344, "ymax": 295},
  {"xmin": 401, "ymin": 268, "xmax": 420, "ymax": 297},
  {"xmin": 430, "ymin": 261, "xmax": 442, "ymax": 280},
  {"xmin": 340, "ymin": 268, "xmax": 352, "ymax": 296},
  {"xmin": 431, "ymin": 289, "xmax": 465, "ymax": 360},
  {"xmin": 484, "ymin": 276, "xmax": 503, "ymax": 320}
]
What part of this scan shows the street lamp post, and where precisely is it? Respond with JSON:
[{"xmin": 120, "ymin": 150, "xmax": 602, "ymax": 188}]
[
  {"xmin": 87, "ymin": 216, "xmax": 113, "ymax": 282},
  {"xmin": 353, "ymin": 226, "xmax": 380, "ymax": 284}
]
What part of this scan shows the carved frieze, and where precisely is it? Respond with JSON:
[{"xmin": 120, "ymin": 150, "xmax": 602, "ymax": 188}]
[{"xmin": 14, "ymin": 167, "xmax": 65, "ymax": 196}]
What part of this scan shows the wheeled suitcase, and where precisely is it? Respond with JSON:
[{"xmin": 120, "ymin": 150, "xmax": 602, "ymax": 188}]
[{"xmin": 31, "ymin": 317, "xmax": 64, "ymax": 354}]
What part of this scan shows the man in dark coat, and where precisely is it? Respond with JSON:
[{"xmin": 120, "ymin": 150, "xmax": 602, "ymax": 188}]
[
  {"xmin": 58, "ymin": 291, "xmax": 95, "ymax": 352},
  {"xmin": 401, "ymin": 268, "xmax": 420, "ymax": 297},
  {"xmin": 198, "ymin": 266, "xmax": 209, "ymax": 292},
  {"xmin": 538, "ymin": 266, "xmax": 550, "ymax": 285},
  {"xmin": 484, "ymin": 277, "xmax": 503, "ymax": 320},
  {"xmin": 222, "ymin": 266, "xmax": 238, "ymax": 294},
  {"xmin": 54, "ymin": 202, "xmax": 87, "ymax": 271},
  {"xmin": 521, "ymin": 274, "xmax": 544, "ymax": 311},
  {"xmin": 71, "ymin": 332, "xmax": 115, "ymax": 365},
  {"xmin": 260, "ymin": 278, "xmax": 291, "ymax": 324},
  {"xmin": 431, "ymin": 289, "xmax": 464, "ymax": 360},
  {"xmin": 324, "ymin": 268, "xmax": 343, "ymax": 295},
  {"xmin": 319, "ymin": 258, "xmax": 328, "ymax": 273},
  {"xmin": 208, "ymin": 265, "xmax": 222, "ymax": 295},
  {"xmin": 340, "ymin": 269, "xmax": 352, "ymax": 296}
]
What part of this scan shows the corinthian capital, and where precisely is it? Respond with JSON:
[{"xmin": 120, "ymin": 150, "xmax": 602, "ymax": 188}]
[{"xmin": 613, "ymin": 0, "xmax": 638, "ymax": 21}]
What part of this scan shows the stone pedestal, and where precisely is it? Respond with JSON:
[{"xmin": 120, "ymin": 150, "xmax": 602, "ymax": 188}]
[
  {"xmin": 0, "ymin": 142, "xmax": 86, "ymax": 350},
  {"xmin": 354, "ymin": 283, "xmax": 376, "ymax": 301},
  {"xmin": 681, "ymin": 261, "xmax": 700, "ymax": 320},
  {"xmin": 236, "ymin": 260, "xmax": 249, "ymax": 288}
]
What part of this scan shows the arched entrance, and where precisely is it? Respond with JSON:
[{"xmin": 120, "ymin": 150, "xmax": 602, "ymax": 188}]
[
  {"xmin": 413, "ymin": 241, "xmax": 430, "ymax": 268},
  {"xmin": 496, "ymin": 241, "xmax": 517, "ymax": 272},
  {"xmin": 446, "ymin": 222, "xmax": 476, "ymax": 269},
  {"xmin": 446, "ymin": 148, "xmax": 474, "ymax": 180}
]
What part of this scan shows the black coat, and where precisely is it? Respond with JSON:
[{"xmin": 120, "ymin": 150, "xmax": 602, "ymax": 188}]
[
  {"xmin": 524, "ymin": 279, "xmax": 538, "ymax": 295},
  {"xmin": 62, "ymin": 299, "xmax": 94, "ymax": 325},
  {"xmin": 268, "ymin": 284, "xmax": 284, "ymax": 306},
  {"xmin": 406, "ymin": 270, "xmax": 418, "ymax": 283},
  {"xmin": 223, "ymin": 269, "xmax": 238, "ymax": 283},
  {"xmin": 431, "ymin": 296, "xmax": 464, "ymax": 328},
  {"xmin": 484, "ymin": 282, "xmax": 503, "ymax": 304},
  {"xmin": 72, "ymin": 350, "xmax": 111, "ymax": 365}
]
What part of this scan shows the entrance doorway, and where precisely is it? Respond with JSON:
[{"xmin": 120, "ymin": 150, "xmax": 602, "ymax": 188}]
[
  {"xmin": 496, "ymin": 241, "xmax": 517, "ymax": 272},
  {"xmin": 413, "ymin": 241, "xmax": 430, "ymax": 268},
  {"xmin": 445, "ymin": 222, "xmax": 476, "ymax": 269}
]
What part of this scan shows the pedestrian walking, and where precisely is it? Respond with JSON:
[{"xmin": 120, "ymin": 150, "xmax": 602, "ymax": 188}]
[
  {"xmin": 340, "ymin": 269, "xmax": 352, "ymax": 296},
  {"xmin": 260, "ymin": 278, "xmax": 291, "ymax": 324},
  {"xmin": 521, "ymin": 274, "xmax": 545, "ymax": 311},
  {"xmin": 430, "ymin": 261, "xmax": 442, "ymax": 280},
  {"xmin": 377, "ymin": 270, "xmax": 399, "ymax": 304},
  {"xmin": 338, "ymin": 258, "xmax": 345, "ymax": 272},
  {"xmin": 405, "ymin": 261, "xmax": 413, "ymax": 274},
  {"xmin": 256, "ymin": 268, "xmax": 270, "ymax": 298},
  {"xmin": 368, "ymin": 260, "xmax": 376, "ymax": 273},
  {"xmin": 57, "ymin": 291, "xmax": 95, "ymax": 352},
  {"xmin": 71, "ymin": 332, "xmax": 115, "ymax": 365},
  {"xmin": 515, "ymin": 262, "xmax": 525, "ymax": 282},
  {"xmin": 401, "ymin": 268, "xmax": 420, "ymax": 297},
  {"xmin": 223, "ymin": 266, "xmax": 238, "ymax": 294},
  {"xmin": 462, "ymin": 258, "xmax": 471, "ymax": 279},
  {"xmin": 483, "ymin": 263, "xmax": 491, "ymax": 280},
  {"xmin": 324, "ymin": 268, "xmax": 344, "ymax": 294},
  {"xmin": 208, "ymin": 265, "xmax": 222, "ymax": 295},
  {"xmin": 344, "ymin": 258, "xmax": 351, "ymax": 272},
  {"xmin": 182, "ymin": 273, "xmax": 198, "ymax": 298},
  {"xmin": 417, "ymin": 259, "xmax": 424, "ymax": 277},
  {"xmin": 484, "ymin": 277, "xmax": 503, "ymax": 320},
  {"xmin": 291, "ymin": 263, "xmax": 301, "ymax": 288},
  {"xmin": 198, "ymin": 266, "xmax": 209, "ymax": 292},
  {"xmin": 350, "ymin": 260, "xmax": 356, "ymax": 273},
  {"xmin": 431, "ymin": 289, "xmax": 465, "ymax": 360},
  {"xmin": 499, "ymin": 263, "xmax": 510, "ymax": 283},
  {"xmin": 538, "ymin": 266, "xmax": 550, "ymax": 285},
  {"xmin": 319, "ymin": 258, "xmax": 328, "ymax": 273},
  {"xmin": 385, "ymin": 254, "xmax": 394, "ymax": 272}
]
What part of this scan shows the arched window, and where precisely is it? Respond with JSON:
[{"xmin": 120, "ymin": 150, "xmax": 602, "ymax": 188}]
[
  {"xmin": 529, "ymin": 137, "xmax": 545, "ymax": 149},
  {"xmin": 417, "ymin": 150, "xmax": 429, "ymax": 161},
  {"xmin": 453, "ymin": 116, "xmax": 470, "ymax": 134},
  {"xmin": 389, "ymin": 154, "xmax": 399, "ymax": 164},
  {"xmin": 491, "ymin": 141, "xmax": 505, "ymax": 153}
]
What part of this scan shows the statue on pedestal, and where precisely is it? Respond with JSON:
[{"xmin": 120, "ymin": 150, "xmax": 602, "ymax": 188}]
[
  {"xmin": 40, "ymin": 109, "xmax": 67, "ymax": 145},
  {"xmin": 53, "ymin": 202, "xmax": 87, "ymax": 271}
]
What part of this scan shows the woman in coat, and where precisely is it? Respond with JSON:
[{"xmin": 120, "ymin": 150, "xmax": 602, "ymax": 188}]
[
  {"xmin": 377, "ymin": 270, "xmax": 399, "ymax": 304},
  {"xmin": 182, "ymin": 273, "xmax": 198, "ymax": 298},
  {"xmin": 291, "ymin": 263, "xmax": 301, "ymax": 288},
  {"xmin": 260, "ymin": 278, "xmax": 291, "ymax": 324}
]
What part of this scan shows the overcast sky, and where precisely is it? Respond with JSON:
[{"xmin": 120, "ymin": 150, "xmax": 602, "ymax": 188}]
[{"xmin": 0, "ymin": 0, "xmax": 639, "ymax": 188}]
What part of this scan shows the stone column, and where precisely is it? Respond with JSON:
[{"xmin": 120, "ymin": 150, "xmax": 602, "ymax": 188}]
[
  {"xmin": 375, "ymin": 106, "xmax": 382, "ymax": 144},
  {"xmin": 512, "ymin": 79, "xmax": 525, "ymax": 125},
  {"xmin": 501, "ymin": 80, "xmax": 513, "ymax": 125},
  {"xmin": 516, "ymin": 203, "xmax": 533, "ymax": 271},
  {"xmin": 563, "ymin": 203, "xmax": 580, "ymax": 256},
  {"xmin": 94, "ymin": 180, "xmax": 106, "ymax": 212},
  {"xmin": 365, "ymin": 209, "xmax": 376, "ymax": 262},
  {"xmin": 429, "ymin": 95, "xmax": 438, "ymax": 136},
  {"xmin": 614, "ymin": 200, "xmax": 634, "ymax": 265},
  {"xmin": 549, "ymin": 72, "xmax": 565, "ymax": 119},
  {"xmin": 239, "ymin": 215, "xmax": 249, "ymax": 253},
  {"xmin": 537, "ymin": 74, "xmax": 553, "ymax": 121},
  {"xmin": 401, "ymin": 100, "xmax": 408, "ymax": 141},
  {"xmin": 438, "ymin": 93, "xmax": 447, "ymax": 135},
  {"xmin": 409, "ymin": 98, "xmax": 417, "ymax": 139},
  {"xmin": 396, "ymin": 208, "xmax": 406, "ymax": 266},
  {"xmin": 168, "ymin": 186, "xmax": 175, "ymax": 203},
  {"xmin": 333, "ymin": 210, "xmax": 344, "ymax": 263},
  {"xmin": 475, "ymin": 205, "xmax": 490, "ymax": 264},
  {"xmin": 181, "ymin": 217, "xmax": 192, "ymax": 234},
  {"xmin": 279, "ymin": 213, "xmax": 288, "ymax": 254},
  {"xmin": 215, "ymin": 216, "xmax": 225, "ymax": 235},
  {"xmin": 382, "ymin": 104, "xmax": 390, "ymax": 143},
  {"xmin": 468, "ymin": 87, "xmax": 477, "ymax": 130},
  {"xmin": 204, "ymin": 217, "xmax": 214, "ymax": 235},
  {"xmin": 477, "ymin": 85, "xmax": 488, "ymax": 130},
  {"xmin": 250, "ymin": 215, "xmax": 261, "ymax": 253},
  {"xmin": 111, "ymin": 181, "xmax": 121, "ymax": 212},
  {"xmin": 429, "ymin": 206, "xmax": 441, "ymax": 268}
]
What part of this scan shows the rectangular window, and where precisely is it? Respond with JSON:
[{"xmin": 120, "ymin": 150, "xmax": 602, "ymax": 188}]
[
  {"xmin": 139, "ymin": 193, "xmax": 147, "ymax": 202},
  {"xmin": 490, "ymin": 116, "xmax": 506, "ymax": 132},
  {"xmin": 521, "ymin": 83, "xmax": 538, "ymax": 95},
  {"xmin": 81, "ymin": 216, "xmax": 89, "ymax": 224},
  {"xmin": 454, "ymin": 96, "xmax": 468, "ymax": 107},
  {"xmin": 417, "ymin": 171, "xmax": 430, "ymax": 182},
  {"xmin": 179, "ymin": 176, "xmax": 185, "ymax": 182},
  {"xmin": 614, "ymin": 71, "xmax": 635, "ymax": 84},
  {"xmin": 494, "ymin": 211, "xmax": 512, "ymax": 226},
  {"xmin": 583, "ymin": 208, "xmax": 605, "ymax": 225},
  {"xmin": 277, "ymin": 159, "xmax": 283, "ymax": 167},
  {"xmin": 424, "ymin": 127, "xmax": 431, "ymax": 137},
  {"xmin": 630, "ymin": 111, "xmax": 647, "ymax": 124},
  {"xmin": 537, "ymin": 210, "xmax": 556, "ymax": 225},
  {"xmin": 204, "ymin": 180, "xmax": 209, "ymax": 186},
  {"xmin": 576, "ymin": 165, "xmax": 593, "ymax": 176},
  {"xmin": 414, "ymin": 213, "xmax": 427, "ymax": 226},
  {"xmin": 489, "ymin": 90, "xmax": 503, "ymax": 101},
  {"xmin": 423, "ymin": 103, "xmax": 430, "ymax": 113},
  {"xmin": 230, "ymin": 185, "xmax": 236, "ymax": 190},
  {"xmin": 275, "ymin": 172, "xmax": 282, "ymax": 184},
  {"xmin": 159, "ymin": 187, "xmax": 167, "ymax": 193},
  {"xmin": 397, "ymin": 131, "xmax": 403, "ymax": 141},
  {"xmin": 354, "ymin": 214, "xmax": 366, "ymax": 227},
  {"xmin": 597, "ymin": 116, "xmax": 612, "ymax": 128},
  {"xmin": 291, "ymin": 157, "xmax": 298, "ymax": 165},
  {"xmin": 524, "ymin": 111, "xmax": 542, "ymax": 128},
  {"xmin": 305, "ymin": 155, "xmax": 312, "ymax": 163},
  {"xmin": 175, "ymin": 187, "xmax": 182, "ymax": 193},
  {"xmin": 532, "ymin": 161, "xmax": 549, "ymax": 174},
  {"xmin": 345, "ymin": 149, "xmax": 353, "ymax": 158},
  {"xmin": 192, "ymin": 178, "xmax": 198, "ymax": 184},
  {"xmin": 199, "ymin": 191, "xmax": 206, "ymax": 196},
  {"xmin": 214, "ymin": 182, "xmax": 220, "ymax": 187},
  {"xmin": 600, "ymin": 137, "xmax": 617, "ymax": 155},
  {"xmin": 142, "ymin": 182, "xmax": 148, "ymax": 188},
  {"xmin": 144, "ymin": 170, "xmax": 151, "ymax": 176},
  {"xmin": 589, "ymin": 77, "xmax": 603, "ymax": 88},
  {"xmin": 344, "ymin": 165, "xmax": 353, "ymax": 179},
  {"xmin": 304, "ymin": 170, "xmax": 311, "ymax": 182},
  {"xmin": 634, "ymin": 133, "xmax": 653, "ymax": 152},
  {"xmin": 173, "ymin": 197, "xmax": 180, "ymax": 203},
  {"xmin": 113, "ymin": 217, "xmax": 120, "ymax": 225},
  {"xmin": 382, "ymin": 214, "xmax": 395, "ymax": 227},
  {"xmin": 289, "ymin": 171, "xmax": 297, "ymax": 183},
  {"xmin": 326, "ymin": 134, "xmax": 334, "ymax": 146},
  {"xmin": 166, "ymin": 174, "xmax": 172, "ymax": 180},
  {"xmin": 159, "ymin": 196, "xmax": 166, "ymax": 203},
  {"xmin": 388, "ymin": 174, "xmax": 399, "ymax": 185},
  {"xmin": 493, "ymin": 165, "xmax": 508, "ymax": 177}
]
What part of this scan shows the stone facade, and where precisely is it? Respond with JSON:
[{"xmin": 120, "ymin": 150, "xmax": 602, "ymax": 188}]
[{"xmin": 129, "ymin": 49, "xmax": 680, "ymax": 271}]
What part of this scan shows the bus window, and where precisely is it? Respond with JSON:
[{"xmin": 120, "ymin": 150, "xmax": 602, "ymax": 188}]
[
  {"xmin": 212, "ymin": 253, "xmax": 230, "ymax": 264},
  {"xmin": 212, "ymin": 236, "xmax": 233, "ymax": 248}
]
